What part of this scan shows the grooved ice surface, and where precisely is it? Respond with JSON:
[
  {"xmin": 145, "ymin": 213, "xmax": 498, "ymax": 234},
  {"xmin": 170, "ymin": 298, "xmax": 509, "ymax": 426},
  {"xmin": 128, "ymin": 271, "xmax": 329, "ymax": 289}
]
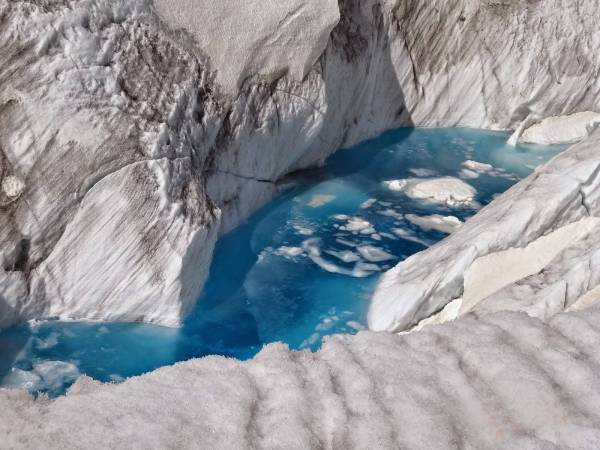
[{"xmin": 2, "ymin": 306, "xmax": 600, "ymax": 449}]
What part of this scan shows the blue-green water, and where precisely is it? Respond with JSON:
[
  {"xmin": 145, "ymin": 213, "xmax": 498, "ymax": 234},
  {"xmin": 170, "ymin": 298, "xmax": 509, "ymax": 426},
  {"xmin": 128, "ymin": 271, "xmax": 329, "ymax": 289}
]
[{"xmin": 0, "ymin": 129, "xmax": 565, "ymax": 396}]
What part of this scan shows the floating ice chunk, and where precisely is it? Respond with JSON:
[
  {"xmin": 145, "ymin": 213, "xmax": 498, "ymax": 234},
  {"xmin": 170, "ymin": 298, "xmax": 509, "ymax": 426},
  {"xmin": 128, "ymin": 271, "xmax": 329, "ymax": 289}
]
[
  {"xmin": 409, "ymin": 168, "xmax": 437, "ymax": 177},
  {"xmin": 383, "ymin": 179, "xmax": 409, "ymax": 191},
  {"xmin": 109, "ymin": 374, "xmax": 125, "ymax": 383},
  {"xmin": 405, "ymin": 214, "xmax": 463, "ymax": 234},
  {"xmin": 332, "ymin": 214, "xmax": 350, "ymax": 221},
  {"xmin": 357, "ymin": 245, "xmax": 395, "ymax": 262},
  {"xmin": 293, "ymin": 225, "xmax": 314, "ymax": 236},
  {"xmin": 521, "ymin": 111, "xmax": 600, "ymax": 145},
  {"xmin": 458, "ymin": 169, "xmax": 479, "ymax": 179},
  {"xmin": 325, "ymin": 250, "xmax": 360, "ymax": 263},
  {"xmin": 35, "ymin": 332, "xmax": 60, "ymax": 350},
  {"xmin": 5, "ymin": 361, "xmax": 81, "ymax": 394},
  {"xmin": 352, "ymin": 262, "xmax": 381, "ymax": 276},
  {"xmin": 1, "ymin": 368, "xmax": 43, "ymax": 392},
  {"xmin": 33, "ymin": 361, "xmax": 80, "ymax": 393},
  {"xmin": 303, "ymin": 239, "xmax": 374, "ymax": 278},
  {"xmin": 462, "ymin": 160, "xmax": 493, "ymax": 172},
  {"xmin": 377, "ymin": 209, "xmax": 404, "ymax": 219},
  {"xmin": 384, "ymin": 177, "xmax": 477, "ymax": 207},
  {"xmin": 346, "ymin": 320, "xmax": 365, "ymax": 331},
  {"xmin": 340, "ymin": 217, "xmax": 375, "ymax": 234},
  {"xmin": 391, "ymin": 228, "xmax": 431, "ymax": 247},
  {"xmin": 360, "ymin": 198, "xmax": 377, "ymax": 209},
  {"xmin": 307, "ymin": 194, "xmax": 335, "ymax": 207},
  {"xmin": 335, "ymin": 237, "xmax": 357, "ymax": 247},
  {"xmin": 276, "ymin": 246, "xmax": 304, "ymax": 258}
]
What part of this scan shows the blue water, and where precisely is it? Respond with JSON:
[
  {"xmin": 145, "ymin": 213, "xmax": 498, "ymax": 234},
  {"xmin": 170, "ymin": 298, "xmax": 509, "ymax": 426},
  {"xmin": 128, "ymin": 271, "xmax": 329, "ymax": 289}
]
[{"xmin": 0, "ymin": 129, "xmax": 565, "ymax": 396}]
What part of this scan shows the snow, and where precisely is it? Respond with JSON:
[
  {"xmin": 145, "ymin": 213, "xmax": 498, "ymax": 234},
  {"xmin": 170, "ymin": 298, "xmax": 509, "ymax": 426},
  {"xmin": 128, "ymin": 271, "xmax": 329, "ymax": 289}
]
[
  {"xmin": 2, "ymin": 307, "xmax": 600, "ymax": 448},
  {"xmin": 521, "ymin": 111, "xmax": 600, "ymax": 145},
  {"xmin": 384, "ymin": 177, "xmax": 477, "ymax": 207},
  {"xmin": 1, "ymin": 0, "xmax": 600, "ymax": 443},
  {"xmin": 405, "ymin": 214, "xmax": 463, "ymax": 234}
]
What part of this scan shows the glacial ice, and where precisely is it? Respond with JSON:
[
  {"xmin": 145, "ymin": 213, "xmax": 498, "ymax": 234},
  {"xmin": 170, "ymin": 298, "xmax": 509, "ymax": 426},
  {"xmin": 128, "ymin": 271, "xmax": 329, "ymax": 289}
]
[{"xmin": 1, "ymin": 0, "xmax": 600, "ymax": 442}]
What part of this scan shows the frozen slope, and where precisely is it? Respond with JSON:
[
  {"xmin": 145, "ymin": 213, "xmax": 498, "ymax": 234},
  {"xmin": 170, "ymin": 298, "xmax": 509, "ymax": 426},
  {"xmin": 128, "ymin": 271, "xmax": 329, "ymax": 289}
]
[
  {"xmin": 2, "ymin": 304, "xmax": 600, "ymax": 449},
  {"xmin": 1, "ymin": 0, "xmax": 600, "ymax": 327}
]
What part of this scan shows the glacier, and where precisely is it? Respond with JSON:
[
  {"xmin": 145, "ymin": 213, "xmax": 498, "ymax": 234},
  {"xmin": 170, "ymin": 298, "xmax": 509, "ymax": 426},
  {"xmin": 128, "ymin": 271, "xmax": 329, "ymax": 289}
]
[{"xmin": 1, "ymin": 0, "xmax": 600, "ymax": 446}]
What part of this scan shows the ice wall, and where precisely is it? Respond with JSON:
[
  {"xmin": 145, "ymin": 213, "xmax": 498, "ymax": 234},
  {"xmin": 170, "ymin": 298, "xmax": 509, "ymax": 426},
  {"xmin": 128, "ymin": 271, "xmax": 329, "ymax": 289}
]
[{"xmin": 1, "ymin": 0, "xmax": 599, "ymax": 327}]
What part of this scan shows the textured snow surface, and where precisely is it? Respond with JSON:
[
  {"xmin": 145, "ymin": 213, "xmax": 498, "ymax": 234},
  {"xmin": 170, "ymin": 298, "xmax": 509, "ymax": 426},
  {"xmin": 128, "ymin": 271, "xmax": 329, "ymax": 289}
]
[
  {"xmin": 370, "ymin": 129, "xmax": 600, "ymax": 332},
  {"xmin": 2, "ymin": 306, "xmax": 600, "ymax": 449}
]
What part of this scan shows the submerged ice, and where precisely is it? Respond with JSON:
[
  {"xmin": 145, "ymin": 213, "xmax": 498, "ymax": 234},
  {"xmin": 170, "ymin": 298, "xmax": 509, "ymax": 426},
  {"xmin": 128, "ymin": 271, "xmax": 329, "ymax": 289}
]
[{"xmin": 0, "ymin": 129, "xmax": 564, "ymax": 396}]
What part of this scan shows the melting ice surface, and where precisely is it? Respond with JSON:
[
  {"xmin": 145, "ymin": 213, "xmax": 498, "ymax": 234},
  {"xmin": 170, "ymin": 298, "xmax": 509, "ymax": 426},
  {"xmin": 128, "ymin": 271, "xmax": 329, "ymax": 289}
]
[{"xmin": 0, "ymin": 129, "xmax": 565, "ymax": 396}]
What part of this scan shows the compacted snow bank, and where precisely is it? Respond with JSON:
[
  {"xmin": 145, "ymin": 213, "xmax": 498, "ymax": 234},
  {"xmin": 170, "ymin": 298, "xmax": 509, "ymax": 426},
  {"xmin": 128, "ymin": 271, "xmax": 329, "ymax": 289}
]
[
  {"xmin": 2, "ymin": 304, "xmax": 600, "ymax": 449},
  {"xmin": 370, "ymin": 130, "xmax": 600, "ymax": 333}
]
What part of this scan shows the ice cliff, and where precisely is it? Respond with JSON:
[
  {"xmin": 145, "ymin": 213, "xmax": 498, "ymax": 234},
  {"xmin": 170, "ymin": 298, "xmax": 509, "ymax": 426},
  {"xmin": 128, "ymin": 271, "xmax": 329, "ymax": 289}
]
[{"xmin": 2, "ymin": 0, "xmax": 599, "ymax": 328}]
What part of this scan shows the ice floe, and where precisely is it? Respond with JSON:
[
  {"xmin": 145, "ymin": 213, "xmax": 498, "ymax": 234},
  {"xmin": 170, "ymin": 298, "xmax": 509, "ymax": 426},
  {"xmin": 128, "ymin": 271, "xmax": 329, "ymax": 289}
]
[
  {"xmin": 360, "ymin": 198, "xmax": 377, "ymax": 209},
  {"xmin": 462, "ymin": 160, "xmax": 493, "ymax": 172},
  {"xmin": 339, "ymin": 217, "xmax": 376, "ymax": 234},
  {"xmin": 405, "ymin": 214, "xmax": 463, "ymax": 234},
  {"xmin": 383, "ymin": 177, "xmax": 477, "ymax": 207},
  {"xmin": 357, "ymin": 245, "xmax": 395, "ymax": 262},
  {"xmin": 275, "ymin": 246, "xmax": 305, "ymax": 258}
]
